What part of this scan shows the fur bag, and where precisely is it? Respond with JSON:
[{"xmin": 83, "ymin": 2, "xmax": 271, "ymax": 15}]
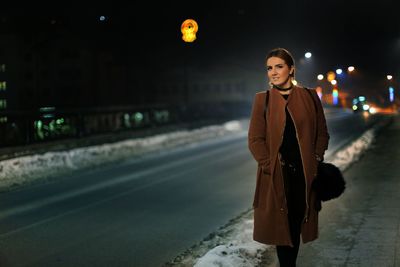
[{"xmin": 312, "ymin": 162, "xmax": 346, "ymax": 202}]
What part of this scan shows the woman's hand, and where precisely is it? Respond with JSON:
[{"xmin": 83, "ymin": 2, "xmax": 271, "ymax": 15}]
[{"xmin": 315, "ymin": 154, "xmax": 323, "ymax": 162}]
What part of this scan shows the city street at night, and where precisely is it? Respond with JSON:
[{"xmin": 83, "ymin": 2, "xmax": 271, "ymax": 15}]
[
  {"xmin": 0, "ymin": 110, "xmax": 395, "ymax": 266},
  {"xmin": 1, "ymin": 2, "xmax": 400, "ymax": 267}
]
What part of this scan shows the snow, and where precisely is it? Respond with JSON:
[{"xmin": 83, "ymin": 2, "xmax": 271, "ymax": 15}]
[
  {"xmin": 0, "ymin": 120, "xmax": 245, "ymax": 191},
  {"xmin": 193, "ymin": 215, "xmax": 273, "ymax": 267},
  {"xmin": 0, "ymin": 116, "xmax": 388, "ymax": 267}
]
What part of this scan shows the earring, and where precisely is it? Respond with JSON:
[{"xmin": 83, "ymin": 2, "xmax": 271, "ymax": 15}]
[{"xmin": 268, "ymin": 81, "xmax": 273, "ymax": 88}]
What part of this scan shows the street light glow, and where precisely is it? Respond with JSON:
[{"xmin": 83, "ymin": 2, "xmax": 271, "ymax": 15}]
[
  {"xmin": 389, "ymin": 86, "xmax": 395, "ymax": 102},
  {"xmin": 336, "ymin": 69, "xmax": 343, "ymax": 75},
  {"xmin": 369, "ymin": 107, "xmax": 377, "ymax": 114},
  {"xmin": 305, "ymin": 52, "xmax": 312, "ymax": 58},
  {"xmin": 331, "ymin": 79, "xmax": 337, "ymax": 85},
  {"xmin": 181, "ymin": 19, "xmax": 199, "ymax": 42},
  {"xmin": 99, "ymin": 16, "xmax": 106, "ymax": 21},
  {"xmin": 387, "ymin": 75, "xmax": 393, "ymax": 80},
  {"xmin": 317, "ymin": 74, "xmax": 324, "ymax": 80},
  {"xmin": 327, "ymin": 71, "xmax": 336, "ymax": 82},
  {"xmin": 332, "ymin": 89, "xmax": 339, "ymax": 105},
  {"xmin": 348, "ymin": 66, "xmax": 355, "ymax": 72}
]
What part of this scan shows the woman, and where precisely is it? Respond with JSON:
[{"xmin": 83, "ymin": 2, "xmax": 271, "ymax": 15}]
[{"xmin": 248, "ymin": 48, "xmax": 330, "ymax": 266}]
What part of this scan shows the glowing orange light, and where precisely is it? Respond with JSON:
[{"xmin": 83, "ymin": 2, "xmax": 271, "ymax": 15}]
[
  {"xmin": 181, "ymin": 19, "xmax": 198, "ymax": 42},
  {"xmin": 327, "ymin": 71, "xmax": 336, "ymax": 82}
]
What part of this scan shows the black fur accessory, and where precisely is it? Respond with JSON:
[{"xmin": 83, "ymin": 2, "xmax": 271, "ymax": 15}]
[{"xmin": 312, "ymin": 162, "xmax": 346, "ymax": 202}]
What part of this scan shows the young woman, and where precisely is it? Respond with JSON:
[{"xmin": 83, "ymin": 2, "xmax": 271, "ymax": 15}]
[{"xmin": 248, "ymin": 48, "xmax": 330, "ymax": 266}]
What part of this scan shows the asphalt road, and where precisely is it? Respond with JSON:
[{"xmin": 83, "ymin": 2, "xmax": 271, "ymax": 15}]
[{"xmin": 0, "ymin": 110, "xmax": 384, "ymax": 267}]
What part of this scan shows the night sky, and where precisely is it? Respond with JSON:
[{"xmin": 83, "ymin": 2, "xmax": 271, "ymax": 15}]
[
  {"xmin": 172, "ymin": 0, "xmax": 400, "ymax": 84},
  {"xmin": 1, "ymin": 1, "xmax": 399, "ymax": 103}
]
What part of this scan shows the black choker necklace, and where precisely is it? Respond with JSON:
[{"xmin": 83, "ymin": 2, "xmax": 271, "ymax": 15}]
[{"xmin": 273, "ymin": 84, "xmax": 293, "ymax": 91}]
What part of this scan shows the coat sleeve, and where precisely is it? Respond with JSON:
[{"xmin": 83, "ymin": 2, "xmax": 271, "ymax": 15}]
[
  {"xmin": 248, "ymin": 93, "xmax": 270, "ymax": 174},
  {"xmin": 310, "ymin": 89, "xmax": 330, "ymax": 161}
]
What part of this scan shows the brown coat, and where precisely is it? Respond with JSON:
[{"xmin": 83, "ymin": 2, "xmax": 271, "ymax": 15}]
[{"xmin": 248, "ymin": 85, "xmax": 330, "ymax": 246}]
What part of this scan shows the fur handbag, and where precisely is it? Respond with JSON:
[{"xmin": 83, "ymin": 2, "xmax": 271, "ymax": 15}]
[{"xmin": 312, "ymin": 162, "xmax": 346, "ymax": 202}]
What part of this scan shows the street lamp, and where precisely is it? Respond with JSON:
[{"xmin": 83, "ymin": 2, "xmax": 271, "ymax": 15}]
[
  {"xmin": 387, "ymin": 75, "xmax": 393, "ymax": 80},
  {"xmin": 348, "ymin": 66, "xmax": 355, "ymax": 72},
  {"xmin": 305, "ymin": 52, "xmax": 312, "ymax": 58}
]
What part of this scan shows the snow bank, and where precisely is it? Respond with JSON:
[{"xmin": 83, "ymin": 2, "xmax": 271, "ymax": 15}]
[{"xmin": 0, "ymin": 120, "xmax": 245, "ymax": 191}]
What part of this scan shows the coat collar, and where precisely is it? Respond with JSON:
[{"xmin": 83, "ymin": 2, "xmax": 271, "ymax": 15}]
[{"xmin": 270, "ymin": 85, "xmax": 300, "ymax": 106}]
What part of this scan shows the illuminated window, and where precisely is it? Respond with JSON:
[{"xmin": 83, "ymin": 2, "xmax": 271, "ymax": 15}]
[
  {"xmin": 0, "ymin": 81, "xmax": 6, "ymax": 91},
  {"xmin": 0, "ymin": 64, "xmax": 5, "ymax": 72},
  {"xmin": 0, "ymin": 99, "xmax": 6, "ymax": 109}
]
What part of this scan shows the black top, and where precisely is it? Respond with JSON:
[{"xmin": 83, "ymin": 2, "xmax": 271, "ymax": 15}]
[{"xmin": 279, "ymin": 94, "xmax": 302, "ymax": 166}]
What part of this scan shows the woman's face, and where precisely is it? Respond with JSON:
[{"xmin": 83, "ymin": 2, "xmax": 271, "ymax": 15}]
[{"xmin": 266, "ymin": 56, "xmax": 294, "ymax": 88}]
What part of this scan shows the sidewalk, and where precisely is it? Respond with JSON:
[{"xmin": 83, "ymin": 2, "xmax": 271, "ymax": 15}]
[{"xmin": 298, "ymin": 114, "xmax": 400, "ymax": 267}]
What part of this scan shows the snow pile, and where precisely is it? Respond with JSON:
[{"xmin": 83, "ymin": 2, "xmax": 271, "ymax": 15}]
[
  {"xmin": 166, "ymin": 209, "xmax": 276, "ymax": 267},
  {"xmin": 194, "ymin": 243, "xmax": 265, "ymax": 267},
  {"xmin": 330, "ymin": 128, "xmax": 375, "ymax": 171},
  {"xmin": 193, "ymin": 217, "xmax": 274, "ymax": 267},
  {"xmin": 0, "ymin": 120, "xmax": 246, "ymax": 191}
]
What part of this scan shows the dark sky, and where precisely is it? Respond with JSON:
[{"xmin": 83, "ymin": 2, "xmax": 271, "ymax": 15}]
[
  {"xmin": 1, "ymin": 1, "xmax": 399, "ymax": 101},
  {"xmin": 133, "ymin": 0, "xmax": 400, "ymax": 94},
  {"xmin": 197, "ymin": 0, "xmax": 398, "ymax": 99},
  {"xmin": 175, "ymin": 0, "xmax": 400, "ymax": 73},
  {"xmin": 6, "ymin": 1, "xmax": 397, "ymax": 69}
]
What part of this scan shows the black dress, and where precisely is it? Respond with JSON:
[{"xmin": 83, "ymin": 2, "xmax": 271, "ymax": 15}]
[{"xmin": 276, "ymin": 94, "xmax": 306, "ymax": 266}]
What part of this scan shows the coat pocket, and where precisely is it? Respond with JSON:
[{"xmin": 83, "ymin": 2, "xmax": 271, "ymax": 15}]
[{"xmin": 253, "ymin": 167, "xmax": 272, "ymax": 209}]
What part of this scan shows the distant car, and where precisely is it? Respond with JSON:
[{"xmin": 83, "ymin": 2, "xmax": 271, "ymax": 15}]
[{"xmin": 352, "ymin": 96, "xmax": 370, "ymax": 113}]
